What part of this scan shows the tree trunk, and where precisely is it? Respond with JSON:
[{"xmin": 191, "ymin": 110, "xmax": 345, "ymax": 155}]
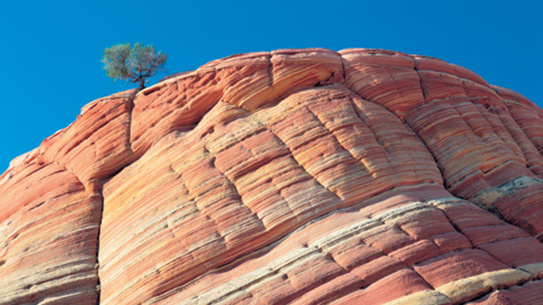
[{"xmin": 139, "ymin": 78, "xmax": 145, "ymax": 89}]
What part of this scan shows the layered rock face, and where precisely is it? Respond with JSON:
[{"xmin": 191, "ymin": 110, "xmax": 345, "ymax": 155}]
[{"xmin": 1, "ymin": 48, "xmax": 543, "ymax": 305}]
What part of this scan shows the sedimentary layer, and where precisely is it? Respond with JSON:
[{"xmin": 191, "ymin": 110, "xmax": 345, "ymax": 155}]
[{"xmin": 1, "ymin": 48, "xmax": 542, "ymax": 305}]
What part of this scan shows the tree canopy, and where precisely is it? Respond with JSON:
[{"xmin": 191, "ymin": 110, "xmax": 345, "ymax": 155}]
[{"xmin": 102, "ymin": 43, "xmax": 167, "ymax": 89}]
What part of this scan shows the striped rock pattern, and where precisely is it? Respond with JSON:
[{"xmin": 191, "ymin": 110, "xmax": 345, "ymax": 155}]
[{"xmin": 1, "ymin": 48, "xmax": 542, "ymax": 305}]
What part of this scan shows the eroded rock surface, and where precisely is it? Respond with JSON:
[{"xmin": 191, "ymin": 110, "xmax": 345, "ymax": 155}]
[{"xmin": 1, "ymin": 48, "xmax": 542, "ymax": 305}]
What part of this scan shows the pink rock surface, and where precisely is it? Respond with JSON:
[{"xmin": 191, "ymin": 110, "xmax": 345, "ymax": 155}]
[
  {"xmin": 1, "ymin": 48, "xmax": 542, "ymax": 305},
  {"xmin": 466, "ymin": 280, "xmax": 543, "ymax": 305},
  {"xmin": 0, "ymin": 162, "xmax": 100, "ymax": 304}
]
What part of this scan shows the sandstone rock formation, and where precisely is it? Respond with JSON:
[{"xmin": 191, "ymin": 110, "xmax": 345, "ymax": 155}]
[{"xmin": 1, "ymin": 48, "xmax": 542, "ymax": 305}]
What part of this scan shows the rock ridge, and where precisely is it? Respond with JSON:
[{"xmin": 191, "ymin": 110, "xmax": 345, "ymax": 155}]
[{"xmin": 1, "ymin": 48, "xmax": 542, "ymax": 305}]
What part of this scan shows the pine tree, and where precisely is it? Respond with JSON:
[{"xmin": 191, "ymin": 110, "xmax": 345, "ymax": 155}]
[{"xmin": 102, "ymin": 43, "xmax": 167, "ymax": 89}]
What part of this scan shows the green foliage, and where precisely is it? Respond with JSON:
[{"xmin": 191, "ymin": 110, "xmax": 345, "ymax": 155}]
[{"xmin": 102, "ymin": 43, "xmax": 167, "ymax": 89}]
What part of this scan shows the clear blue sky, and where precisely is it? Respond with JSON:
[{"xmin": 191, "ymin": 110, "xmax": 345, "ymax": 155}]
[{"xmin": 1, "ymin": 0, "xmax": 542, "ymax": 171}]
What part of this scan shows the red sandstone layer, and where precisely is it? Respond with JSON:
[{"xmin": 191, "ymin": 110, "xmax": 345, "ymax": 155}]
[{"xmin": 1, "ymin": 48, "xmax": 542, "ymax": 305}]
